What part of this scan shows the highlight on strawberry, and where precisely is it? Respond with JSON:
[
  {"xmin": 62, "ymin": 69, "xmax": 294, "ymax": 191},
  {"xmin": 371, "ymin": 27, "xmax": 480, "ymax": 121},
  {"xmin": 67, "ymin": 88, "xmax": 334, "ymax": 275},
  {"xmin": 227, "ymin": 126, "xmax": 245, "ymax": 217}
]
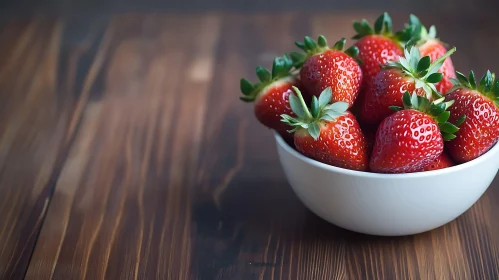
[
  {"xmin": 359, "ymin": 45, "xmax": 456, "ymax": 126},
  {"xmin": 370, "ymin": 92, "xmax": 466, "ymax": 173},
  {"xmin": 290, "ymin": 36, "xmax": 363, "ymax": 108},
  {"xmin": 445, "ymin": 70, "xmax": 499, "ymax": 163},
  {"xmin": 280, "ymin": 87, "xmax": 369, "ymax": 171},
  {"xmin": 240, "ymin": 54, "xmax": 304, "ymax": 133}
]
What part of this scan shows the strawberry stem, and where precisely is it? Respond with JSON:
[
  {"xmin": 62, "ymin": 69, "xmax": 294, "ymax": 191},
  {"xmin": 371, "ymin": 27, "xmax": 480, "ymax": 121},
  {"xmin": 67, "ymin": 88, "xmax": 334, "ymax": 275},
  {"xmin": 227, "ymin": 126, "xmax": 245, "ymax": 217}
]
[{"xmin": 292, "ymin": 86, "xmax": 313, "ymax": 120}]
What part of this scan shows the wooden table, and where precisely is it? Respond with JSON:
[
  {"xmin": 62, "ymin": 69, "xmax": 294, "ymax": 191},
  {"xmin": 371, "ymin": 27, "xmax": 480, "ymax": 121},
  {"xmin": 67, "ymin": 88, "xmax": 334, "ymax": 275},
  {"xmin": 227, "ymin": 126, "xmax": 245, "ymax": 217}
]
[{"xmin": 1, "ymin": 12, "xmax": 499, "ymax": 280}]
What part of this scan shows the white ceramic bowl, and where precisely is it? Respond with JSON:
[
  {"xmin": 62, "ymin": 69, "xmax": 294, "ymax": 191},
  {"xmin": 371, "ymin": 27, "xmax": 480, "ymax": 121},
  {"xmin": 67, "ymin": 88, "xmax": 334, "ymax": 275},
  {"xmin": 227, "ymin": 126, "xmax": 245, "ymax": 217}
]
[{"xmin": 275, "ymin": 132, "xmax": 499, "ymax": 236}]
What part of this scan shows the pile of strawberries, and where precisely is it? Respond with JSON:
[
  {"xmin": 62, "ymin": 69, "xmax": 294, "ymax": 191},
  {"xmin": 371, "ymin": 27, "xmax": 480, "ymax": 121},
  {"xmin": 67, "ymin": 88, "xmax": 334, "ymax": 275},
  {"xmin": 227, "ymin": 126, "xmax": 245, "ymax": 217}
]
[{"xmin": 240, "ymin": 13, "xmax": 499, "ymax": 173}]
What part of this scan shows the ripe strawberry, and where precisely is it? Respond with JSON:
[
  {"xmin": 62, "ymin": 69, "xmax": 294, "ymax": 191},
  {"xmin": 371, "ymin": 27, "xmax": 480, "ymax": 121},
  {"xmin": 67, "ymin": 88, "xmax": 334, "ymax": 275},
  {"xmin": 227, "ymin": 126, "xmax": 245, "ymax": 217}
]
[
  {"xmin": 291, "ymin": 36, "xmax": 362, "ymax": 108},
  {"xmin": 240, "ymin": 55, "xmax": 301, "ymax": 132},
  {"xmin": 352, "ymin": 13, "xmax": 406, "ymax": 93},
  {"xmin": 407, "ymin": 15, "xmax": 457, "ymax": 94},
  {"xmin": 445, "ymin": 70, "xmax": 499, "ymax": 163},
  {"xmin": 370, "ymin": 92, "xmax": 464, "ymax": 173},
  {"xmin": 421, "ymin": 152, "xmax": 454, "ymax": 171},
  {"xmin": 359, "ymin": 45, "xmax": 456, "ymax": 126},
  {"xmin": 281, "ymin": 87, "xmax": 369, "ymax": 171}
]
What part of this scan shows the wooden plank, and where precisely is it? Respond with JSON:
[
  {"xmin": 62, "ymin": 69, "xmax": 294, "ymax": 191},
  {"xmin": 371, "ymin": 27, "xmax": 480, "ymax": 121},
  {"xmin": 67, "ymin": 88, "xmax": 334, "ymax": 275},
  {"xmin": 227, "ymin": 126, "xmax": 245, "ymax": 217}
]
[
  {"xmin": 0, "ymin": 18, "xmax": 65, "ymax": 280},
  {"xmin": 0, "ymin": 16, "xmax": 107, "ymax": 279},
  {"xmin": 24, "ymin": 14, "xmax": 222, "ymax": 280}
]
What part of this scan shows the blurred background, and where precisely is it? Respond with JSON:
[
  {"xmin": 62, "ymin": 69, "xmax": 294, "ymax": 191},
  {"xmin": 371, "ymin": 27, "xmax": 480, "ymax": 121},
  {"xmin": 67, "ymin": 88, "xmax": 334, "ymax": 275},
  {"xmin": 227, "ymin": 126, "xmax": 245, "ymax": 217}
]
[{"xmin": 0, "ymin": 0, "xmax": 498, "ymax": 16}]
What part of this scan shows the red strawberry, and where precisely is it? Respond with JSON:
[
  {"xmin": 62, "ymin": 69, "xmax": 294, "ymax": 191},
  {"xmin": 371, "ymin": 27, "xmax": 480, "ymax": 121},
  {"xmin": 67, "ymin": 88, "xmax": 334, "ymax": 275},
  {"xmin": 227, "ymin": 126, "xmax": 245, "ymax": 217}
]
[
  {"xmin": 352, "ymin": 13, "xmax": 406, "ymax": 97},
  {"xmin": 360, "ymin": 123, "xmax": 377, "ymax": 154},
  {"xmin": 370, "ymin": 92, "xmax": 462, "ymax": 173},
  {"xmin": 359, "ymin": 45, "xmax": 456, "ymax": 126},
  {"xmin": 291, "ymin": 36, "xmax": 362, "ymax": 108},
  {"xmin": 408, "ymin": 15, "xmax": 457, "ymax": 94},
  {"xmin": 421, "ymin": 152, "xmax": 454, "ymax": 171},
  {"xmin": 281, "ymin": 87, "xmax": 369, "ymax": 171},
  {"xmin": 445, "ymin": 70, "xmax": 499, "ymax": 163},
  {"xmin": 240, "ymin": 55, "xmax": 301, "ymax": 132}
]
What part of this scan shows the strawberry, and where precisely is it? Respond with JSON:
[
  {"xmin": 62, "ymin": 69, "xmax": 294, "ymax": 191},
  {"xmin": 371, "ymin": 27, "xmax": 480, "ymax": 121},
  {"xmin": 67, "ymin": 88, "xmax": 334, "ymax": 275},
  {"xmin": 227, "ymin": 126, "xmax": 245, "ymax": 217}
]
[
  {"xmin": 421, "ymin": 152, "xmax": 454, "ymax": 171},
  {"xmin": 407, "ymin": 15, "xmax": 457, "ymax": 94},
  {"xmin": 240, "ymin": 55, "xmax": 301, "ymax": 132},
  {"xmin": 352, "ymin": 13, "xmax": 407, "ymax": 94},
  {"xmin": 370, "ymin": 92, "xmax": 463, "ymax": 173},
  {"xmin": 445, "ymin": 70, "xmax": 499, "ymax": 163},
  {"xmin": 291, "ymin": 36, "xmax": 362, "ymax": 108},
  {"xmin": 281, "ymin": 87, "xmax": 369, "ymax": 171},
  {"xmin": 359, "ymin": 45, "xmax": 456, "ymax": 126}
]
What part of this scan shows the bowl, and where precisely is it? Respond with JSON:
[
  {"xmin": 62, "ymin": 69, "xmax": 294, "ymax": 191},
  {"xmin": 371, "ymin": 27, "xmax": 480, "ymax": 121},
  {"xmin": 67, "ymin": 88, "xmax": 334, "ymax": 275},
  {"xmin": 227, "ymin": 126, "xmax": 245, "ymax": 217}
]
[{"xmin": 274, "ymin": 132, "xmax": 499, "ymax": 236}]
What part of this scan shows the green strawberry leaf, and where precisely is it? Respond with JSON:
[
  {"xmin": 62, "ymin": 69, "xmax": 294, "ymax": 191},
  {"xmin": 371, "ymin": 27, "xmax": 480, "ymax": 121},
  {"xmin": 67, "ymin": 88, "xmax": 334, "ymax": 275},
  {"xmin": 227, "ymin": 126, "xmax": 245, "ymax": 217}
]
[
  {"xmin": 304, "ymin": 36, "xmax": 317, "ymax": 51},
  {"xmin": 240, "ymin": 78, "xmax": 254, "ymax": 95},
  {"xmin": 431, "ymin": 103, "xmax": 446, "ymax": 117},
  {"xmin": 442, "ymin": 133, "xmax": 456, "ymax": 141},
  {"xmin": 411, "ymin": 92, "xmax": 419, "ymax": 108},
  {"xmin": 256, "ymin": 66, "xmax": 271, "ymax": 83},
  {"xmin": 417, "ymin": 56, "xmax": 431, "ymax": 73},
  {"xmin": 320, "ymin": 114, "xmax": 335, "ymax": 121},
  {"xmin": 332, "ymin": 38, "xmax": 346, "ymax": 51},
  {"xmin": 435, "ymin": 110, "xmax": 450, "ymax": 123},
  {"xmin": 440, "ymin": 122, "xmax": 459, "ymax": 134},
  {"xmin": 240, "ymin": 96, "xmax": 254, "ymax": 102},
  {"xmin": 345, "ymin": 46, "xmax": 360, "ymax": 61},
  {"xmin": 403, "ymin": 91, "xmax": 412, "ymax": 107},
  {"xmin": 311, "ymin": 96, "xmax": 319, "ymax": 118},
  {"xmin": 295, "ymin": 41, "xmax": 306, "ymax": 50},
  {"xmin": 324, "ymin": 101, "xmax": 349, "ymax": 113},
  {"xmin": 455, "ymin": 71, "xmax": 469, "ymax": 86},
  {"xmin": 426, "ymin": 72, "xmax": 443, "ymax": 83},
  {"xmin": 469, "ymin": 71, "xmax": 477, "ymax": 89},
  {"xmin": 272, "ymin": 55, "xmax": 293, "ymax": 79},
  {"xmin": 479, "ymin": 70, "xmax": 493, "ymax": 93},
  {"xmin": 290, "ymin": 52, "xmax": 306, "ymax": 68},
  {"xmin": 455, "ymin": 114, "xmax": 466, "ymax": 126},
  {"xmin": 324, "ymin": 110, "xmax": 344, "ymax": 119},
  {"xmin": 428, "ymin": 25, "xmax": 437, "ymax": 38},
  {"xmin": 318, "ymin": 87, "xmax": 333, "ymax": 108},
  {"xmin": 409, "ymin": 47, "xmax": 421, "ymax": 70},
  {"xmin": 389, "ymin": 106, "xmax": 403, "ymax": 111},
  {"xmin": 374, "ymin": 12, "xmax": 392, "ymax": 34},
  {"xmin": 289, "ymin": 94, "xmax": 305, "ymax": 118},
  {"xmin": 493, "ymin": 79, "xmax": 499, "ymax": 97},
  {"xmin": 308, "ymin": 122, "xmax": 321, "ymax": 140},
  {"xmin": 374, "ymin": 13, "xmax": 385, "ymax": 34},
  {"xmin": 317, "ymin": 35, "xmax": 328, "ymax": 48}
]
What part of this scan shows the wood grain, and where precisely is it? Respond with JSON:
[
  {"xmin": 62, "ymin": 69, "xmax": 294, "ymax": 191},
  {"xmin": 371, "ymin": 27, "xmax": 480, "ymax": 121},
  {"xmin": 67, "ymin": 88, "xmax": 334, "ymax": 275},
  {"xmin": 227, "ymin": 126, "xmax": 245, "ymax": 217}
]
[
  {"xmin": 0, "ymin": 18, "xmax": 67, "ymax": 280},
  {"xmin": 0, "ymin": 12, "xmax": 498, "ymax": 280}
]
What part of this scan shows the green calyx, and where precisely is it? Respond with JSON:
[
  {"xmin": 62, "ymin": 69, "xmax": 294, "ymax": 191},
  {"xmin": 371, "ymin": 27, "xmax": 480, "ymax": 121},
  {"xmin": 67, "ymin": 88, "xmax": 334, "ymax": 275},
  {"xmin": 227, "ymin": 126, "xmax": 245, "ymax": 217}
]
[
  {"xmin": 281, "ymin": 86, "xmax": 349, "ymax": 140},
  {"xmin": 353, "ymin": 12, "xmax": 414, "ymax": 45},
  {"xmin": 383, "ymin": 45, "xmax": 456, "ymax": 99},
  {"xmin": 450, "ymin": 70, "xmax": 499, "ymax": 107},
  {"xmin": 239, "ymin": 54, "xmax": 296, "ymax": 102},
  {"xmin": 352, "ymin": 12, "xmax": 394, "ymax": 39},
  {"xmin": 390, "ymin": 91, "xmax": 466, "ymax": 141},
  {"xmin": 290, "ymin": 36, "xmax": 361, "ymax": 68},
  {"xmin": 402, "ymin": 14, "xmax": 443, "ymax": 47}
]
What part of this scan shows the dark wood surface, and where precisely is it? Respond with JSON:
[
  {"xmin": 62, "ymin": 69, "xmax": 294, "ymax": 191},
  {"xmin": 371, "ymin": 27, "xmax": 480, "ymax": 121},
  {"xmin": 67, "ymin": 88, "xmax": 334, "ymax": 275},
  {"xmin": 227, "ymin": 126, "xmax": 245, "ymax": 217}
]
[{"xmin": 1, "ymin": 12, "xmax": 499, "ymax": 280}]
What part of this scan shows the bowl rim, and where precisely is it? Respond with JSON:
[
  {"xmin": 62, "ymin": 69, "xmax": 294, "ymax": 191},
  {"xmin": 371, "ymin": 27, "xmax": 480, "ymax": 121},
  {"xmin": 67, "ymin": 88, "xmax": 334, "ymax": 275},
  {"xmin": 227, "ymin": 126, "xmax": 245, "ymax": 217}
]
[{"xmin": 274, "ymin": 131, "xmax": 499, "ymax": 178}]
